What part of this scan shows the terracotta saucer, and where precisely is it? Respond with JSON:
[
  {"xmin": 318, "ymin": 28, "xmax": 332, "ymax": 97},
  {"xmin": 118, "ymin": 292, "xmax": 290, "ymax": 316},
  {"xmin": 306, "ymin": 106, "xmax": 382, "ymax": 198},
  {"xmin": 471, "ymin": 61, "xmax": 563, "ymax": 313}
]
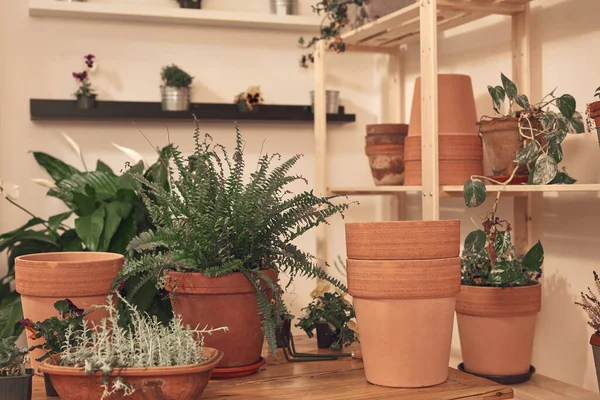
[
  {"xmin": 458, "ymin": 362, "xmax": 535, "ymax": 384},
  {"xmin": 211, "ymin": 357, "xmax": 266, "ymax": 379},
  {"xmin": 486, "ymin": 174, "xmax": 529, "ymax": 185}
]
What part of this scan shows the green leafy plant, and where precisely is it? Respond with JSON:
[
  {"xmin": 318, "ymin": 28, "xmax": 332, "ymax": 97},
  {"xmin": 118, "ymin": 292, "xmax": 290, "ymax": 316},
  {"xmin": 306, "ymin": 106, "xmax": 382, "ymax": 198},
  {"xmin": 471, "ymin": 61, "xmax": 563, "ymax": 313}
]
[
  {"xmin": 595, "ymin": 86, "xmax": 600, "ymax": 100},
  {"xmin": 113, "ymin": 123, "xmax": 355, "ymax": 355},
  {"xmin": 59, "ymin": 294, "xmax": 226, "ymax": 399},
  {"xmin": 576, "ymin": 271, "xmax": 600, "ymax": 335},
  {"xmin": 161, "ymin": 64, "xmax": 193, "ymax": 88},
  {"xmin": 299, "ymin": 0, "xmax": 364, "ymax": 67},
  {"xmin": 0, "ymin": 336, "xmax": 28, "ymax": 376},
  {"xmin": 296, "ymin": 282, "xmax": 358, "ymax": 350},
  {"xmin": 464, "ymin": 73, "xmax": 586, "ymax": 209}
]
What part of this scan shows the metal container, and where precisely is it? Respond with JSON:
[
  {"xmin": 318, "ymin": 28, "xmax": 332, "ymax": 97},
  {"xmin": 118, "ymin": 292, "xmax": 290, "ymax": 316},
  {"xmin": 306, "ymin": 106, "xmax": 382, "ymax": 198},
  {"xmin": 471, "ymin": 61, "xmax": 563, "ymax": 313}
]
[
  {"xmin": 310, "ymin": 90, "xmax": 340, "ymax": 114},
  {"xmin": 270, "ymin": 0, "xmax": 296, "ymax": 15},
  {"xmin": 76, "ymin": 94, "xmax": 96, "ymax": 109},
  {"xmin": 161, "ymin": 86, "xmax": 190, "ymax": 111}
]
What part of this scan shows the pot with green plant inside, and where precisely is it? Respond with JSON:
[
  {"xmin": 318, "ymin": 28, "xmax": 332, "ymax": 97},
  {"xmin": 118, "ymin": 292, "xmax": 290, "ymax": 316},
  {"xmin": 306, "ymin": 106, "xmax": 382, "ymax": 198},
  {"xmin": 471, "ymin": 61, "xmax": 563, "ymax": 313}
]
[
  {"xmin": 178, "ymin": 0, "xmax": 202, "ymax": 9},
  {"xmin": 575, "ymin": 271, "xmax": 600, "ymax": 391},
  {"xmin": 479, "ymin": 73, "xmax": 585, "ymax": 184},
  {"xmin": 234, "ymin": 86, "xmax": 263, "ymax": 112},
  {"xmin": 72, "ymin": 54, "xmax": 97, "ymax": 109},
  {"xmin": 296, "ymin": 282, "xmax": 358, "ymax": 350},
  {"xmin": 112, "ymin": 123, "xmax": 354, "ymax": 376},
  {"xmin": 586, "ymin": 87, "xmax": 600, "ymax": 142},
  {"xmin": 160, "ymin": 64, "xmax": 193, "ymax": 111},
  {"xmin": 0, "ymin": 336, "xmax": 32, "ymax": 400},
  {"xmin": 40, "ymin": 294, "xmax": 226, "ymax": 400}
]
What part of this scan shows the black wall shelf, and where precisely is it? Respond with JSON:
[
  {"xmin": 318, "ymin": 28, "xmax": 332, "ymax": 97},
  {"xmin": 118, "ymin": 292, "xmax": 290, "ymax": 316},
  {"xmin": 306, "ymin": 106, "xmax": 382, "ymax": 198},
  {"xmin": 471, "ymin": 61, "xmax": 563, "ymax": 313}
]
[{"xmin": 30, "ymin": 99, "xmax": 356, "ymax": 123}]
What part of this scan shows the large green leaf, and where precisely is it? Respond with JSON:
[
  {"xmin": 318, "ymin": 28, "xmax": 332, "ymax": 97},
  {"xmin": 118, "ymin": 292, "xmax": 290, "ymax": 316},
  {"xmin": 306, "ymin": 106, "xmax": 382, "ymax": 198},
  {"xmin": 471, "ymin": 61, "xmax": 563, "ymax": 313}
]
[
  {"xmin": 0, "ymin": 291, "xmax": 23, "ymax": 338},
  {"xmin": 75, "ymin": 207, "xmax": 106, "ymax": 251},
  {"xmin": 489, "ymin": 260, "xmax": 518, "ymax": 285},
  {"xmin": 0, "ymin": 217, "xmax": 45, "ymax": 240},
  {"xmin": 487, "ymin": 85, "xmax": 505, "ymax": 114},
  {"xmin": 107, "ymin": 213, "xmax": 137, "ymax": 254},
  {"xmin": 71, "ymin": 192, "xmax": 97, "ymax": 216},
  {"xmin": 58, "ymin": 172, "xmax": 119, "ymax": 201},
  {"xmin": 98, "ymin": 201, "xmax": 133, "ymax": 252},
  {"xmin": 532, "ymin": 155, "xmax": 558, "ymax": 185},
  {"xmin": 463, "ymin": 179, "xmax": 486, "ymax": 208},
  {"xmin": 569, "ymin": 111, "xmax": 585, "ymax": 133},
  {"xmin": 60, "ymin": 230, "xmax": 84, "ymax": 252},
  {"xmin": 494, "ymin": 230, "xmax": 512, "ymax": 257},
  {"xmin": 548, "ymin": 142, "xmax": 563, "ymax": 164},
  {"xmin": 33, "ymin": 152, "xmax": 80, "ymax": 182},
  {"xmin": 515, "ymin": 141, "xmax": 541, "ymax": 164},
  {"xmin": 464, "ymin": 230, "xmax": 486, "ymax": 253},
  {"xmin": 515, "ymin": 94, "xmax": 530, "ymax": 110},
  {"xmin": 556, "ymin": 94, "xmax": 576, "ymax": 119},
  {"xmin": 501, "ymin": 73, "xmax": 517, "ymax": 100},
  {"xmin": 48, "ymin": 212, "xmax": 72, "ymax": 232},
  {"xmin": 96, "ymin": 160, "xmax": 115, "ymax": 175},
  {"xmin": 523, "ymin": 240, "xmax": 544, "ymax": 271},
  {"xmin": 0, "ymin": 230, "xmax": 58, "ymax": 253}
]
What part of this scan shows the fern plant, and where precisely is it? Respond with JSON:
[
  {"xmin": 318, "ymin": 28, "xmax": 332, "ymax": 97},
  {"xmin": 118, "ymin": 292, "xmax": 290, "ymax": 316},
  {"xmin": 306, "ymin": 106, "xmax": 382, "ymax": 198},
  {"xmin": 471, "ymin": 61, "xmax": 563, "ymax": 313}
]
[{"xmin": 113, "ymin": 123, "xmax": 354, "ymax": 355}]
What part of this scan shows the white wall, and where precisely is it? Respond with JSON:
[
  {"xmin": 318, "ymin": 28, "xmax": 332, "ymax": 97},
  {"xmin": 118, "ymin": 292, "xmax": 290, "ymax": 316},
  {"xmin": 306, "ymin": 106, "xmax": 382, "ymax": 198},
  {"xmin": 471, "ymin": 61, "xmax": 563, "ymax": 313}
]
[{"xmin": 1, "ymin": 0, "xmax": 600, "ymax": 392}]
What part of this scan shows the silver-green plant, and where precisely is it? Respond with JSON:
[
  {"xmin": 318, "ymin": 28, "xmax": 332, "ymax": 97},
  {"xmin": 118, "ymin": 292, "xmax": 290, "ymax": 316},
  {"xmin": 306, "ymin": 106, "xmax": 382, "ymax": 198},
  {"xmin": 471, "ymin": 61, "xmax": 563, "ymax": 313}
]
[{"xmin": 60, "ymin": 294, "xmax": 227, "ymax": 399}]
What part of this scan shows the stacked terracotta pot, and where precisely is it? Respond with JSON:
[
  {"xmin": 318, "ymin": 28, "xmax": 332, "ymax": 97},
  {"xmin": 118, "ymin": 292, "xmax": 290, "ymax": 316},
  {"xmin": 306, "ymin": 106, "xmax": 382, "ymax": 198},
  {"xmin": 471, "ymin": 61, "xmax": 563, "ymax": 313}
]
[
  {"xmin": 365, "ymin": 124, "xmax": 408, "ymax": 185},
  {"xmin": 404, "ymin": 74, "xmax": 483, "ymax": 185},
  {"xmin": 345, "ymin": 221, "xmax": 461, "ymax": 387}
]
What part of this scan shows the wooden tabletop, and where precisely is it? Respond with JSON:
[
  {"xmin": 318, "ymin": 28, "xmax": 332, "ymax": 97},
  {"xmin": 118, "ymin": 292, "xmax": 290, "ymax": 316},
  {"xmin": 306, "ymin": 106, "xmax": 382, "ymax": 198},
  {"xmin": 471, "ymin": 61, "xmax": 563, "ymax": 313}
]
[{"xmin": 31, "ymin": 336, "xmax": 599, "ymax": 400}]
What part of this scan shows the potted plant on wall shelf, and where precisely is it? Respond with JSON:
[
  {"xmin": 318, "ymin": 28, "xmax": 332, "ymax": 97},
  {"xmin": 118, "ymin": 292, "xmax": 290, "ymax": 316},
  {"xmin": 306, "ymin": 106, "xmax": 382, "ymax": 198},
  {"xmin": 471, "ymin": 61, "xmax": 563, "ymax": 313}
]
[
  {"xmin": 296, "ymin": 281, "xmax": 358, "ymax": 350},
  {"xmin": 575, "ymin": 271, "xmax": 600, "ymax": 391},
  {"xmin": 113, "ymin": 123, "xmax": 354, "ymax": 376},
  {"xmin": 161, "ymin": 64, "xmax": 193, "ymax": 111},
  {"xmin": 0, "ymin": 336, "xmax": 32, "ymax": 400},
  {"xmin": 41, "ymin": 294, "xmax": 225, "ymax": 400},
  {"xmin": 72, "ymin": 54, "xmax": 97, "ymax": 109},
  {"xmin": 177, "ymin": 0, "xmax": 202, "ymax": 9},
  {"xmin": 586, "ymin": 86, "xmax": 600, "ymax": 147},
  {"xmin": 233, "ymin": 86, "xmax": 263, "ymax": 112}
]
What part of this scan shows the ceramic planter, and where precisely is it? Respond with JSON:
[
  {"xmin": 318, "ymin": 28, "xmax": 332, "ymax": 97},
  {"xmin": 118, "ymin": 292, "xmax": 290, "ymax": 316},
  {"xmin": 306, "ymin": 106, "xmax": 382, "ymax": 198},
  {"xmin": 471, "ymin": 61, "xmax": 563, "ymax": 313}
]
[
  {"xmin": 163, "ymin": 269, "xmax": 277, "ymax": 371},
  {"xmin": 179, "ymin": 0, "xmax": 201, "ymax": 9},
  {"xmin": 0, "ymin": 370, "xmax": 33, "ymax": 400},
  {"xmin": 456, "ymin": 284, "xmax": 541, "ymax": 379},
  {"xmin": 365, "ymin": 124, "xmax": 408, "ymax": 185},
  {"xmin": 161, "ymin": 86, "xmax": 190, "ymax": 111},
  {"xmin": 270, "ymin": 0, "xmax": 297, "ymax": 15},
  {"xmin": 346, "ymin": 221, "xmax": 460, "ymax": 388},
  {"xmin": 590, "ymin": 334, "xmax": 600, "ymax": 391},
  {"xmin": 76, "ymin": 94, "xmax": 96, "ymax": 109},
  {"xmin": 41, "ymin": 348, "xmax": 222, "ymax": 400},
  {"xmin": 315, "ymin": 322, "xmax": 339, "ymax": 349},
  {"xmin": 404, "ymin": 135, "xmax": 483, "ymax": 185},
  {"xmin": 310, "ymin": 90, "xmax": 340, "ymax": 114},
  {"xmin": 15, "ymin": 252, "xmax": 123, "ymax": 374},
  {"xmin": 478, "ymin": 117, "xmax": 528, "ymax": 177},
  {"xmin": 408, "ymin": 74, "xmax": 477, "ymax": 136}
]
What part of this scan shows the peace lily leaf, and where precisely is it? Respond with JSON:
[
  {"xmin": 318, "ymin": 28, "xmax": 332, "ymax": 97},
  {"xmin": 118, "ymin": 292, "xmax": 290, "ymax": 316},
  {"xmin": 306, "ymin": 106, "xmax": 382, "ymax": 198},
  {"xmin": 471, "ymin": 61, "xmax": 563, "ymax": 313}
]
[
  {"xmin": 532, "ymin": 155, "xmax": 558, "ymax": 185},
  {"xmin": 72, "ymin": 192, "xmax": 96, "ymax": 216},
  {"xmin": 98, "ymin": 201, "xmax": 133, "ymax": 252},
  {"xmin": 75, "ymin": 206, "xmax": 105, "ymax": 251},
  {"xmin": 556, "ymin": 94, "xmax": 576, "ymax": 119},
  {"xmin": 463, "ymin": 179, "xmax": 486, "ymax": 208},
  {"xmin": 494, "ymin": 230, "xmax": 512, "ymax": 257},
  {"xmin": 548, "ymin": 142, "xmax": 563, "ymax": 164},
  {"xmin": 501, "ymin": 73, "xmax": 517, "ymax": 100},
  {"xmin": 96, "ymin": 160, "xmax": 115, "ymax": 175},
  {"xmin": 464, "ymin": 230, "xmax": 486, "ymax": 253},
  {"xmin": 48, "ymin": 212, "xmax": 72, "ymax": 232},
  {"xmin": 515, "ymin": 141, "xmax": 541, "ymax": 164},
  {"xmin": 523, "ymin": 240, "xmax": 544, "ymax": 271},
  {"xmin": 60, "ymin": 230, "xmax": 84, "ymax": 252},
  {"xmin": 0, "ymin": 217, "xmax": 45, "ymax": 240},
  {"xmin": 0, "ymin": 230, "xmax": 58, "ymax": 253},
  {"xmin": 0, "ymin": 292, "xmax": 23, "ymax": 338},
  {"xmin": 515, "ymin": 94, "xmax": 530, "ymax": 110},
  {"xmin": 569, "ymin": 111, "xmax": 585, "ymax": 133},
  {"xmin": 33, "ymin": 152, "xmax": 80, "ymax": 182},
  {"xmin": 487, "ymin": 85, "xmax": 505, "ymax": 114}
]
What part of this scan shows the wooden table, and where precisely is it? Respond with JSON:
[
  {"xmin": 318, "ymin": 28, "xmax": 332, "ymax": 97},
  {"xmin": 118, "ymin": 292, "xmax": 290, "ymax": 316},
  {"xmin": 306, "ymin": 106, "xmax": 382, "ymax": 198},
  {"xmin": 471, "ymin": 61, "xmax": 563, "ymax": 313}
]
[{"xmin": 31, "ymin": 337, "xmax": 599, "ymax": 399}]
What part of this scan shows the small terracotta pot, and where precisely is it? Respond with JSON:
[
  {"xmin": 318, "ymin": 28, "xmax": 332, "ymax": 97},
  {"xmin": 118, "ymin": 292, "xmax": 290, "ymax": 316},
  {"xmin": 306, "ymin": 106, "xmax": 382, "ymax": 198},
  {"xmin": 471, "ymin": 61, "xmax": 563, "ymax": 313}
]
[
  {"xmin": 588, "ymin": 101, "xmax": 600, "ymax": 133},
  {"xmin": 403, "ymin": 135, "xmax": 483, "ymax": 185},
  {"xmin": 408, "ymin": 74, "xmax": 477, "ymax": 136},
  {"xmin": 456, "ymin": 284, "xmax": 541, "ymax": 377},
  {"xmin": 163, "ymin": 269, "xmax": 277, "ymax": 369},
  {"xmin": 41, "ymin": 347, "xmax": 223, "ymax": 400},
  {"xmin": 345, "ymin": 220, "xmax": 459, "ymax": 260},
  {"xmin": 478, "ymin": 117, "xmax": 529, "ymax": 176},
  {"xmin": 590, "ymin": 334, "xmax": 600, "ymax": 391},
  {"xmin": 346, "ymin": 220, "xmax": 461, "ymax": 388},
  {"xmin": 15, "ymin": 252, "xmax": 124, "ymax": 374},
  {"xmin": 365, "ymin": 124, "xmax": 408, "ymax": 186}
]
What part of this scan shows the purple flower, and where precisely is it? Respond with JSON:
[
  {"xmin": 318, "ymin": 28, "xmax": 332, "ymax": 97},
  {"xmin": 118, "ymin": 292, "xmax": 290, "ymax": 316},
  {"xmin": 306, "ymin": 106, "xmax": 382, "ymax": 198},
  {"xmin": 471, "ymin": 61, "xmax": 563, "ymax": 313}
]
[
  {"xmin": 84, "ymin": 54, "xmax": 95, "ymax": 68},
  {"xmin": 65, "ymin": 299, "xmax": 84, "ymax": 316},
  {"xmin": 72, "ymin": 71, "xmax": 88, "ymax": 82},
  {"xmin": 19, "ymin": 318, "xmax": 34, "ymax": 328}
]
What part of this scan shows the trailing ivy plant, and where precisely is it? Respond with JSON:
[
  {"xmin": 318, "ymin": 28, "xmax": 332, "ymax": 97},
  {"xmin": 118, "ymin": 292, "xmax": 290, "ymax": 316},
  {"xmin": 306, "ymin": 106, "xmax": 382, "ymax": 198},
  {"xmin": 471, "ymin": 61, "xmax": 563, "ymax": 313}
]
[
  {"xmin": 575, "ymin": 271, "xmax": 600, "ymax": 335},
  {"xmin": 0, "ymin": 336, "xmax": 28, "ymax": 376},
  {"xmin": 113, "ymin": 123, "xmax": 354, "ymax": 355},
  {"xmin": 464, "ymin": 73, "xmax": 586, "ymax": 209},
  {"xmin": 161, "ymin": 64, "xmax": 193, "ymax": 88}
]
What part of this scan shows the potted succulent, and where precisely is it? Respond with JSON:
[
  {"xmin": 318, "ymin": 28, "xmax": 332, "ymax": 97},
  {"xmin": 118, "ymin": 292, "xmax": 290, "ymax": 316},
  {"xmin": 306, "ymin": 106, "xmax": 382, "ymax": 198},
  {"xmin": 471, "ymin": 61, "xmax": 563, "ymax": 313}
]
[
  {"xmin": 0, "ymin": 336, "xmax": 32, "ymax": 400},
  {"xmin": 233, "ymin": 86, "xmax": 263, "ymax": 112},
  {"xmin": 160, "ymin": 64, "xmax": 193, "ymax": 111},
  {"xmin": 177, "ymin": 0, "xmax": 202, "ymax": 9},
  {"xmin": 113, "ymin": 124, "xmax": 353, "ymax": 375},
  {"xmin": 575, "ymin": 271, "xmax": 600, "ymax": 391},
  {"xmin": 41, "ymin": 294, "xmax": 225, "ymax": 400},
  {"xmin": 72, "ymin": 54, "xmax": 97, "ymax": 109},
  {"xmin": 21, "ymin": 299, "xmax": 90, "ymax": 397},
  {"xmin": 478, "ymin": 73, "xmax": 584, "ymax": 184},
  {"xmin": 296, "ymin": 281, "xmax": 358, "ymax": 350}
]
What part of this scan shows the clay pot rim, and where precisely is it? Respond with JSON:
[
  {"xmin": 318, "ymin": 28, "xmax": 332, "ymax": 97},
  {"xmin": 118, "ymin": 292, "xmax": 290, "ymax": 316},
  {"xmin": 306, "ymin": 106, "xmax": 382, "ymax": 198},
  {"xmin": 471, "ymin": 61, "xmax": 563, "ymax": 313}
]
[
  {"xmin": 16, "ymin": 252, "xmax": 124, "ymax": 266},
  {"xmin": 40, "ymin": 347, "xmax": 223, "ymax": 377},
  {"xmin": 415, "ymin": 73, "xmax": 472, "ymax": 80},
  {"xmin": 590, "ymin": 334, "xmax": 600, "ymax": 347},
  {"xmin": 460, "ymin": 282, "xmax": 539, "ymax": 290},
  {"xmin": 163, "ymin": 269, "xmax": 278, "ymax": 294},
  {"xmin": 346, "ymin": 220, "xmax": 459, "ymax": 228}
]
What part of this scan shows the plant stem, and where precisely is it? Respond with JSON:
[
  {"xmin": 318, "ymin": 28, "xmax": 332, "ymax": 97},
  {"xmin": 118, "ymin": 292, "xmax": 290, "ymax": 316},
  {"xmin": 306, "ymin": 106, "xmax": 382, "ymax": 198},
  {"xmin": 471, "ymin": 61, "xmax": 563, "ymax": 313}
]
[{"xmin": 4, "ymin": 197, "xmax": 56, "ymax": 235}]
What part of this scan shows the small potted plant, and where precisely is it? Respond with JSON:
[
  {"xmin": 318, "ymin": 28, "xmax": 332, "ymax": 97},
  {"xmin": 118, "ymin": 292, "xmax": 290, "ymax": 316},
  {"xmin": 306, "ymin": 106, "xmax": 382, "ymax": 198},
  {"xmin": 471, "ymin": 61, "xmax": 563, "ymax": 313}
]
[
  {"xmin": 40, "ymin": 294, "xmax": 226, "ymax": 400},
  {"xmin": 177, "ymin": 0, "xmax": 202, "ymax": 9},
  {"xmin": 0, "ymin": 336, "xmax": 32, "ymax": 400},
  {"xmin": 160, "ymin": 64, "xmax": 194, "ymax": 111},
  {"xmin": 586, "ymin": 86, "xmax": 600, "ymax": 145},
  {"xmin": 296, "ymin": 281, "xmax": 358, "ymax": 350},
  {"xmin": 575, "ymin": 271, "xmax": 600, "ymax": 391},
  {"xmin": 233, "ymin": 86, "xmax": 263, "ymax": 112},
  {"xmin": 72, "ymin": 54, "xmax": 97, "ymax": 109}
]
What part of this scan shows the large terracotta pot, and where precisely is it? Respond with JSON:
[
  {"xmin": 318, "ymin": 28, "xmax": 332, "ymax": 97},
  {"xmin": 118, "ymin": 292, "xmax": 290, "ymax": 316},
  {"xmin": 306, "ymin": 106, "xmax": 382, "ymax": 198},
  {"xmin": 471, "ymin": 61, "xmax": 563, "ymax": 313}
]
[
  {"xmin": 163, "ymin": 269, "xmax": 277, "ymax": 369},
  {"xmin": 404, "ymin": 135, "xmax": 483, "ymax": 185},
  {"xmin": 41, "ymin": 347, "xmax": 222, "ymax": 400},
  {"xmin": 408, "ymin": 74, "xmax": 477, "ymax": 136},
  {"xmin": 346, "ymin": 221, "xmax": 460, "ymax": 388},
  {"xmin": 15, "ymin": 252, "xmax": 124, "ymax": 374},
  {"xmin": 456, "ymin": 284, "xmax": 541, "ymax": 377},
  {"xmin": 365, "ymin": 124, "xmax": 408, "ymax": 185}
]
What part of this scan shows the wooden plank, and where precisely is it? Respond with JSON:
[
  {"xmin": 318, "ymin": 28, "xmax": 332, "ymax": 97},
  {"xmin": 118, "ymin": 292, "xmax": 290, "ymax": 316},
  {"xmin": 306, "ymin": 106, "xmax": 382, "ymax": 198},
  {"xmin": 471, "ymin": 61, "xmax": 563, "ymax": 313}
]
[
  {"xmin": 441, "ymin": 184, "xmax": 600, "ymax": 194},
  {"xmin": 328, "ymin": 186, "xmax": 422, "ymax": 195},
  {"xmin": 513, "ymin": 194, "xmax": 533, "ymax": 256},
  {"xmin": 438, "ymin": 0, "xmax": 526, "ymax": 15}
]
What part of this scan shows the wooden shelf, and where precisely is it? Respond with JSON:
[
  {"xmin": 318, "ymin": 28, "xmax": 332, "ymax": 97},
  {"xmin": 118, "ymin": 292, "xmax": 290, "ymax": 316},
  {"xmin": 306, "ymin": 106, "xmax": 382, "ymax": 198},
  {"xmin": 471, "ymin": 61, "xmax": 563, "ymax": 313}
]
[
  {"xmin": 28, "ymin": 0, "xmax": 321, "ymax": 31},
  {"xmin": 329, "ymin": 186, "xmax": 422, "ymax": 195},
  {"xmin": 30, "ymin": 99, "xmax": 356, "ymax": 123},
  {"xmin": 329, "ymin": 184, "xmax": 600, "ymax": 196},
  {"xmin": 341, "ymin": 0, "xmax": 532, "ymax": 49}
]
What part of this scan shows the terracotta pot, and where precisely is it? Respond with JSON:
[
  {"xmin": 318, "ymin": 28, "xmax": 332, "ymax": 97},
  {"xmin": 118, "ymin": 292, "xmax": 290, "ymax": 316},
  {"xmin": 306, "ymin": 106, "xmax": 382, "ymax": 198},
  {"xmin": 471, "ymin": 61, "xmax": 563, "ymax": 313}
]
[
  {"xmin": 163, "ymin": 269, "xmax": 278, "ymax": 369},
  {"xmin": 403, "ymin": 135, "xmax": 483, "ymax": 185},
  {"xmin": 588, "ymin": 101, "xmax": 600, "ymax": 134},
  {"xmin": 408, "ymin": 74, "xmax": 477, "ymax": 136},
  {"xmin": 590, "ymin": 334, "xmax": 600, "ymax": 391},
  {"xmin": 40, "ymin": 347, "xmax": 223, "ymax": 400},
  {"xmin": 346, "ymin": 220, "xmax": 460, "ymax": 388},
  {"xmin": 365, "ymin": 124, "xmax": 408, "ymax": 185},
  {"xmin": 345, "ymin": 220, "xmax": 459, "ymax": 260},
  {"xmin": 456, "ymin": 284, "xmax": 541, "ymax": 377},
  {"xmin": 478, "ymin": 117, "xmax": 529, "ymax": 177},
  {"xmin": 15, "ymin": 252, "xmax": 124, "ymax": 374}
]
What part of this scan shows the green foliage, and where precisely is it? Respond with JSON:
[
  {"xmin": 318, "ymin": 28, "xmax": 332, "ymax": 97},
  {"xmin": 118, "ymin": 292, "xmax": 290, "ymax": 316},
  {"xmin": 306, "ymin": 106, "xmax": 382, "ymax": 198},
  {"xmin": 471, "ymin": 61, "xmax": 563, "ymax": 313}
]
[
  {"xmin": 0, "ymin": 336, "xmax": 27, "ymax": 376},
  {"xmin": 161, "ymin": 64, "xmax": 193, "ymax": 88},
  {"xmin": 461, "ymin": 218, "xmax": 543, "ymax": 287},
  {"xmin": 115, "ymin": 123, "xmax": 354, "ymax": 355},
  {"xmin": 595, "ymin": 86, "xmax": 600, "ymax": 100}
]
